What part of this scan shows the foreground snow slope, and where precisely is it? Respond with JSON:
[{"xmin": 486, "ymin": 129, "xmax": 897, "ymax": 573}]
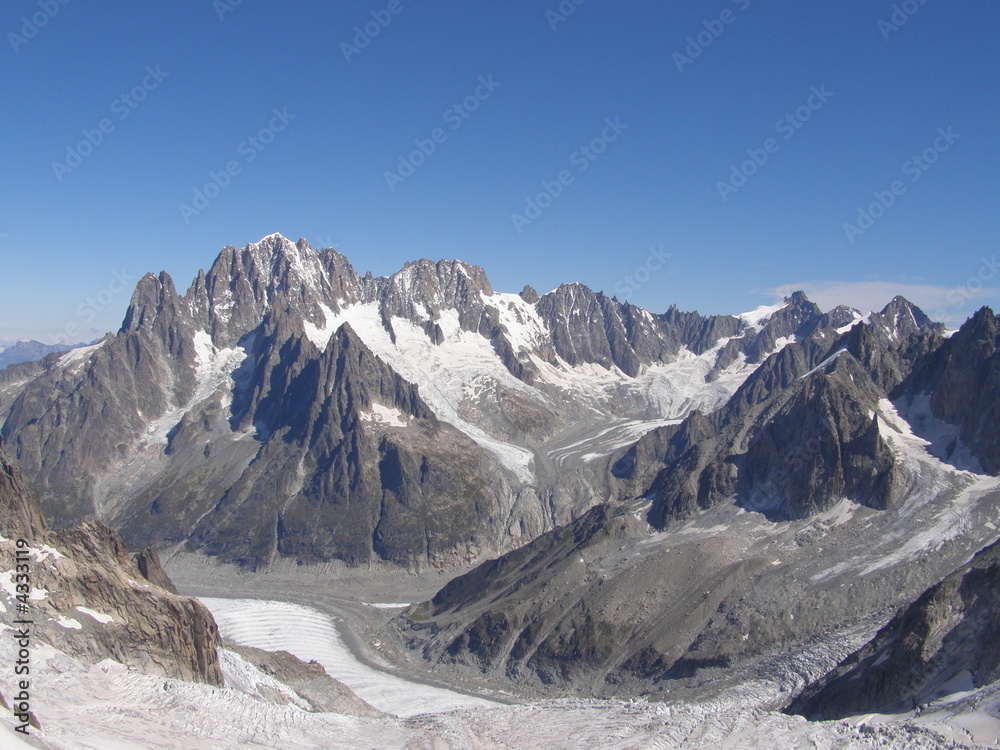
[{"xmin": 0, "ymin": 614, "xmax": 991, "ymax": 750}]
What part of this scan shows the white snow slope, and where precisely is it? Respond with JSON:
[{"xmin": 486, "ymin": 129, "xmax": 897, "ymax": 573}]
[
  {"xmin": 1, "ymin": 595, "xmax": 991, "ymax": 750},
  {"xmin": 199, "ymin": 596, "xmax": 495, "ymax": 718}
]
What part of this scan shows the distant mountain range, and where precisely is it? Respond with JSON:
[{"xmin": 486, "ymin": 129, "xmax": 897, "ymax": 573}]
[{"xmin": 0, "ymin": 340, "xmax": 84, "ymax": 371}]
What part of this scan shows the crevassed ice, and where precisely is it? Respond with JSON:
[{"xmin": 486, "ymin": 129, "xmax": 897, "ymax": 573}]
[{"xmin": 200, "ymin": 597, "xmax": 497, "ymax": 718}]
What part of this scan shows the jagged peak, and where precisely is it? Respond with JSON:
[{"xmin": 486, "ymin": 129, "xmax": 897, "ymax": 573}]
[
  {"xmin": 877, "ymin": 294, "xmax": 925, "ymax": 318},
  {"xmin": 539, "ymin": 281, "xmax": 599, "ymax": 305},
  {"xmin": 249, "ymin": 231, "xmax": 295, "ymax": 248},
  {"xmin": 383, "ymin": 257, "xmax": 494, "ymax": 306},
  {"xmin": 869, "ymin": 295, "xmax": 940, "ymax": 338},
  {"xmin": 952, "ymin": 305, "xmax": 999, "ymax": 342},
  {"xmin": 963, "ymin": 304, "xmax": 998, "ymax": 327},
  {"xmin": 120, "ymin": 271, "xmax": 182, "ymax": 332},
  {"xmin": 394, "ymin": 257, "xmax": 485, "ymax": 280}
]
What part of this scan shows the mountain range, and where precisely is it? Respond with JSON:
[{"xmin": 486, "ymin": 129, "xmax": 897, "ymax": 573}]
[
  {"xmin": 0, "ymin": 340, "xmax": 80, "ymax": 372},
  {"xmin": 0, "ymin": 233, "xmax": 882, "ymax": 570},
  {"xmin": 1, "ymin": 233, "xmax": 999, "ymax": 740}
]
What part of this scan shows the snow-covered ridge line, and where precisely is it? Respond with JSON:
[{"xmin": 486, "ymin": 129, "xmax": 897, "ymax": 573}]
[
  {"xmin": 58, "ymin": 341, "xmax": 105, "ymax": 368},
  {"xmin": 799, "ymin": 348, "xmax": 848, "ymax": 379},
  {"xmin": 738, "ymin": 300, "xmax": 789, "ymax": 331}
]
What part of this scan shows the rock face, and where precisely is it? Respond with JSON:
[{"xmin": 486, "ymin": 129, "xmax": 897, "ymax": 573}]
[
  {"xmin": 0, "ymin": 233, "xmax": 851, "ymax": 570},
  {"xmin": 613, "ymin": 298, "xmax": 946, "ymax": 528},
  {"xmin": 0, "ymin": 436, "xmax": 223, "ymax": 685},
  {"xmin": 787, "ymin": 538, "xmax": 1000, "ymax": 720},
  {"xmin": 135, "ymin": 546, "xmax": 179, "ymax": 594},
  {"xmin": 896, "ymin": 306, "xmax": 1000, "ymax": 473},
  {"xmin": 0, "ymin": 435, "xmax": 47, "ymax": 539}
]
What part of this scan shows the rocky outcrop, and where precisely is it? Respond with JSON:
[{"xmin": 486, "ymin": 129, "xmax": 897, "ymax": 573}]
[
  {"xmin": 227, "ymin": 644, "xmax": 385, "ymax": 717},
  {"xmin": 182, "ymin": 323, "xmax": 506, "ymax": 569},
  {"xmin": 614, "ymin": 298, "xmax": 945, "ymax": 528},
  {"xmin": 135, "ymin": 546, "xmax": 179, "ymax": 594},
  {"xmin": 735, "ymin": 356, "xmax": 900, "ymax": 519},
  {"xmin": 401, "ymin": 504, "xmax": 649, "ymax": 681},
  {"xmin": 787, "ymin": 538, "xmax": 1000, "ymax": 720},
  {"xmin": 0, "ymin": 435, "xmax": 47, "ymax": 539},
  {"xmin": 896, "ymin": 307, "xmax": 1000, "ymax": 473},
  {"xmin": 0, "ymin": 437, "xmax": 223, "ymax": 685}
]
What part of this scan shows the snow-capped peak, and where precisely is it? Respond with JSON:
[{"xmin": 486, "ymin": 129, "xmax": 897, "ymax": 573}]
[{"xmin": 738, "ymin": 299, "xmax": 789, "ymax": 330}]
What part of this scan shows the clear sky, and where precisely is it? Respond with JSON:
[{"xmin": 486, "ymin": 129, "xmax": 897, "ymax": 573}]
[{"xmin": 2, "ymin": 0, "xmax": 998, "ymax": 343}]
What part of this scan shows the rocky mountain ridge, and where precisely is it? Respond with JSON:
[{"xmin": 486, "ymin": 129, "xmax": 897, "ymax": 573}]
[
  {"xmin": 0, "ymin": 435, "xmax": 223, "ymax": 685},
  {"xmin": 0, "ymin": 233, "xmax": 876, "ymax": 570},
  {"xmin": 0, "ymin": 339, "xmax": 81, "ymax": 372},
  {"xmin": 390, "ymin": 306, "xmax": 1000, "ymax": 704},
  {"xmin": 787, "ymin": 537, "xmax": 1000, "ymax": 720}
]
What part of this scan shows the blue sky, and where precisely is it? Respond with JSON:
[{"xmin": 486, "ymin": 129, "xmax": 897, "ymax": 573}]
[{"xmin": 2, "ymin": 0, "xmax": 998, "ymax": 343}]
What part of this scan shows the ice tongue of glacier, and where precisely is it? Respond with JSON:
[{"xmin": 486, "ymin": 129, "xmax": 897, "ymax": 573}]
[{"xmin": 199, "ymin": 597, "xmax": 497, "ymax": 718}]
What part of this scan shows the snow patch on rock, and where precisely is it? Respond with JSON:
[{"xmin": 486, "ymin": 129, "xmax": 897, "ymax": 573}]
[
  {"xmin": 76, "ymin": 606, "xmax": 114, "ymax": 624},
  {"xmin": 55, "ymin": 615, "xmax": 82, "ymax": 629},
  {"xmin": 360, "ymin": 404, "xmax": 409, "ymax": 428},
  {"xmin": 141, "ymin": 330, "xmax": 248, "ymax": 447}
]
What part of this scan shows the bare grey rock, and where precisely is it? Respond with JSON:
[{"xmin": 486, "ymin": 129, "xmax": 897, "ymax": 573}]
[
  {"xmin": 896, "ymin": 306, "xmax": 1000, "ymax": 473},
  {"xmin": 787, "ymin": 538, "xmax": 1000, "ymax": 720},
  {"xmin": 228, "ymin": 644, "xmax": 385, "ymax": 717},
  {"xmin": 0, "ymin": 437, "xmax": 223, "ymax": 685}
]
